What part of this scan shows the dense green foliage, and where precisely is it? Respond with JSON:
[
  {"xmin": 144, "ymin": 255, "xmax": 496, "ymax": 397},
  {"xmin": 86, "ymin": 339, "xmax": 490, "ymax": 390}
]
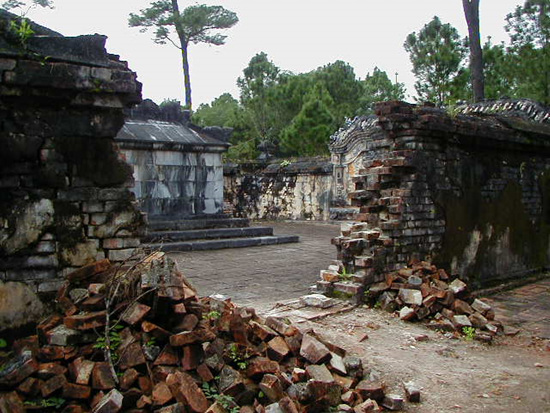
[
  {"xmin": 358, "ymin": 67, "xmax": 406, "ymax": 114},
  {"xmin": 404, "ymin": 16, "xmax": 467, "ymax": 105},
  {"xmin": 404, "ymin": 2, "xmax": 550, "ymax": 105},
  {"xmin": 193, "ymin": 52, "xmax": 404, "ymax": 161},
  {"xmin": 129, "ymin": 1, "xmax": 238, "ymax": 108},
  {"xmin": 505, "ymin": 0, "xmax": 550, "ymax": 104},
  {"xmin": 194, "ymin": 2, "xmax": 550, "ymax": 160}
]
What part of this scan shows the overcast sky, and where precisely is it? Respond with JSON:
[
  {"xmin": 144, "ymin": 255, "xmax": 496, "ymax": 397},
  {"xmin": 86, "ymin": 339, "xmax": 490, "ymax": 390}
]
[{"xmin": 29, "ymin": 0, "xmax": 523, "ymax": 107}]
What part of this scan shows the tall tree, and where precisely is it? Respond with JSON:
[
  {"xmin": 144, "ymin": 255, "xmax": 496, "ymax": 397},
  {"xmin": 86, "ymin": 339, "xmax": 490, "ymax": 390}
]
[
  {"xmin": 129, "ymin": 1, "xmax": 238, "ymax": 109},
  {"xmin": 237, "ymin": 52, "xmax": 283, "ymax": 144},
  {"xmin": 279, "ymin": 85, "xmax": 335, "ymax": 157},
  {"xmin": 462, "ymin": 0, "xmax": 485, "ymax": 101},
  {"xmin": 312, "ymin": 61, "xmax": 363, "ymax": 122},
  {"xmin": 404, "ymin": 16, "xmax": 467, "ymax": 105},
  {"xmin": 358, "ymin": 67, "xmax": 406, "ymax": 114},
  {"xmin": 505, "ymin": 0, "xmax": 550, "ymax": 103},
  {"xmin": 482, "ymin": 38, "xmax": 515, "ymax": 99}
]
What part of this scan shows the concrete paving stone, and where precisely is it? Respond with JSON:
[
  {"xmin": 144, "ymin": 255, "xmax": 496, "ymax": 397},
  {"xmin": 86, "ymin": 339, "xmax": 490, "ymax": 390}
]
[{"xmin": 169, "ymin": 221, "xmax": 340, "ymax": 311}]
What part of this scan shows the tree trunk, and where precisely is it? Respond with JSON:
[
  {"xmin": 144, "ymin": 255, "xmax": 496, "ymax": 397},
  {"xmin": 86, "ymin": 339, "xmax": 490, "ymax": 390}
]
[
  {"xmin": 463, "ymin": 0, "xmax": 485, "ymax": 102},
  {"xmin": 180, "ymin": 45, "xmax": 192, "ymax": 109},
  {"xmin": 171, "ymin": 0, "xmax": 192, "ymax": 109}
]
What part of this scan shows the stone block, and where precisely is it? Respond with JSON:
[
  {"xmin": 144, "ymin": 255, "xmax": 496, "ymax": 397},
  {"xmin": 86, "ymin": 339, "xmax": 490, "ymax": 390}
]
[
  {"xmin": 166, "ymin": 371, "xmax": 209, "ymax": 412},
  {"xmin": 355, "ymin": 380, "xmax": 384, "ymax": 401},
  {"xmin": 36, "ymin": 362, "xmax": 67, "ymax": 379},
  {"xmin": 471, "ymin": 298, "xmax": 492, "ymax": 315},
  {"xmin": 398, "ymin": 288, "xmax": 423, "ymax": 306},
  {"xmin": 267, "ymin": 336, "xmax": 290, "ymax": 362},
  {"xmin": 250, "ymin": 320, "xmax": 277, "ymax": 341},
  {"xmin": 70, "ymin": 357, "xmax": 95, "ymax": 385},
  {"xmin": 452, "ymin": 315, "xmax": 472, "ymax": 329},
  {"xmin": 403, "ymin": 381, "xmax": 421, "ymax": 402},
  {"xmin": 119, "ymin": 368, "xmax": 139, "ymax": 390},
  {"xmin": 266, "ymin": 317, "xmax": 299, "ymax": 337},
  {"xmin": 92, "ymin": 362, "xmax": 117, "ymax": 390},
  {"xmin": 305, "ymin": 364, "xmax": 334, "ymax": 383},
  {"xmin": 469, "ymin": 312, "xmax": 489, "ymax": 328},
  {"xmin": 453, "ymin": 299, "xmax": 474, "ymax": 315},
  {"xmin": 260, "ymin": 374, "xmax": 285, "ymax": 402},
  {"xmin": 300, "ymin": 294, "xmax": 335, "ymax": 308},
  {"xmin": 246, "ymin": 357, "xmax": 280, "ymax": 378},
  {"xmin": 107, "ymin": 248, "xmax": 137, "ymax": 262},
  {"xmin": 399, "ymin": 306, "xmax": 416, "ymax": 321},
  {"xmin": 63, "ymin": 382, "xmax": 92, "ymax": 400},
  {"xmin": 92, "ymin": 389, "xmax": 123, "ymax": 413},
  {"xmin": 0, "ymin": 351, "xmax": 38, "ymax": 386},
  {"xmin": 181, "ymin": 344, "xmax": 203, "ymax": 371},
  {"xmin": 300, "ymin": 334, "xmax": 331, "ymax": 364},
  {"xmin": 119, "ymin": 342, "xmax": 146, "ymax": 370},
  {"xmin": 381, "ymin": 394, "xmax": 404, "ymax": 411},
  {"xmin": 41, "ymin": 374, "xmax": 67, "ymax": 397},
  {"xmin": 152, "ymin": 381, "xmax": 174, "ymax": 406},
  {"xmin": 329, "ymin": 352, "xmax": 347, "ymax": 375},
  {"xmin": 64, "ymin": 310, "xmax": 107, "ymax": 330},
  {"xmin": 121, "ymin": 302, "xmax": 151, "ymax": 325},
  {"xmin": 353, "ymin": 399, "xmax": 381, "ymax": 412},
  {"xmin": 320, "ymin": 270, "xmax": 340, "ymax": 282},
  {"xmin": 448, "ymin": 278, "xmax": 467, "ymax": 294},
  {"xmin": 154, "ymin": 344, "xmax": 179, "ymax": 366}
]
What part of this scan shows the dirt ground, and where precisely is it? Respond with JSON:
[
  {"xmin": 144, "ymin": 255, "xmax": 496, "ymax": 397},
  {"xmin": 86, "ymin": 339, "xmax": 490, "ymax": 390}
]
[
  {"xmin": 173, "ymin": 221, "xmax": 550, "ymax": 412},
  {"xmin": 263, "ymin": 302, "xmax": 550, "ymax": 413}
]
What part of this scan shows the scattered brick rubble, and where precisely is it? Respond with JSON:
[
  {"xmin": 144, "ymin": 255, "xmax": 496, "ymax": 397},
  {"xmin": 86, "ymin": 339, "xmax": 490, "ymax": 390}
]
[
  {"xmin": 0, "ymin": 253, "xmax": 419, "ymax": 412},
  {"xmin": 319, "ymin": 257, "xmax": 502, "ymax": 342}
]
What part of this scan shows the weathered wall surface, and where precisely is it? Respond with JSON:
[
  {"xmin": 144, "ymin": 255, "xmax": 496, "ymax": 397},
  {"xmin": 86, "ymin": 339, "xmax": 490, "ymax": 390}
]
[
  {"xmin": 0, "ymin": 15, "xmax": 143, "ymax": 318},
  {"xmin": 224, "ymin": 160, "xmax": 333, "ymax": 221},
  {"xmin": 323, "ymin": 100, "xmax": 550, "ymax": 293},
  {"xmin": 121, "ymin": 148, "xmax": 224, "ymax": 217}
]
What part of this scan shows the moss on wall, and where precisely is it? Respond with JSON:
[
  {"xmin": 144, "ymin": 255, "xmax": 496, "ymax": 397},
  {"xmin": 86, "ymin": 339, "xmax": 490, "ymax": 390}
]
[
  {"xmin": 435, "ymin": 178, "xmax": 550, "ymax": 288},
  {"xmin": 55, "ymin": 135, "xmax": 132, "ymax": 187}
]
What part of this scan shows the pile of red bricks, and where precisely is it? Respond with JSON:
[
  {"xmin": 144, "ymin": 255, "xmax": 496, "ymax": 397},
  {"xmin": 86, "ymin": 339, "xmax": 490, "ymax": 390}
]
[
  {"xmin": 364, "ymin": 260, "xmax": 501, "ymax": 341},
  {"xmin": 0, "ymin": 254, "xmax": 417, "ymax": 412}
]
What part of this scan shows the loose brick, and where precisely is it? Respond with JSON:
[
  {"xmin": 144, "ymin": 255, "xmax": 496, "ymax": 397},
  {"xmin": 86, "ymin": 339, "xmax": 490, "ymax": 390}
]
[
  {"xmin": 166, "ymin": 371, "xmax": 209, "ymax": 412},
  {"xmin": 92, "ymin": 362, "xmax": 117, "ymax": 390},
  {"xmin": 63, "ymin": 382, "xmax": 92, "ymax": 400},
  {"xmin": 64, "ymin": 311, "xmax": 107, "ymax": 330},
  {"xmin": 152, "ymin": 381, "xmax": 174, "ymax": 406},
  {"xmin": 300, "ymin": 334, "xmax": 331, "ymax": 364},
  {"xmin": 41, "ymin": 374, "xmax": 67, "ymax": 397},
  {"xmin": 92, "ymin": 389, "xmax": 123, "ymax": 413}
]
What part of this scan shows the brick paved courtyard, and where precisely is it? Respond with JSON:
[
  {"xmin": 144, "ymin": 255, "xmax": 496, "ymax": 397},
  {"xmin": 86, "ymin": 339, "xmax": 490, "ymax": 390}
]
[{"xmin": 169, "ymin": 221, "xmax": 340, "ymax": 312}]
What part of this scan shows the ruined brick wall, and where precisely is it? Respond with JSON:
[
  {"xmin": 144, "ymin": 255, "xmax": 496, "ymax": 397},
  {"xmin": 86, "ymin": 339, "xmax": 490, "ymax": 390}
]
[
  {"xmin": 224, "ymin": 159, "xmax": 333, "ymax": 221},
  {"xmin": 0, "ymin": 22, "xmax": 143, "ymax": 300},
  {"xmin": 323, "ymin": 100, "xmax": 550, "ymax": 293}
]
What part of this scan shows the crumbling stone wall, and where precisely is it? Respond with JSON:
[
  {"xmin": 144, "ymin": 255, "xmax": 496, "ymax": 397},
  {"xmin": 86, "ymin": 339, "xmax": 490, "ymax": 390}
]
[
  {"xmin": 224, "ymin": 159, "xmax": 333, "ymax": 221},
  {"xmin": 0, "ymin": 15, "xmax": 143, "ymax": 308},
  {"xmin": 323, "ymin": 100, "xmax": 550, "ymax": 293}
]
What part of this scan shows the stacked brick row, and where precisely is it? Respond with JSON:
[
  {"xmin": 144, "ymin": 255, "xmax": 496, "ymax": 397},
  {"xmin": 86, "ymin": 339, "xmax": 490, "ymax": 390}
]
[
  {"xmin": 0, "ymin": 24, "xmax": 144, "ymax": 295},
  {"xmin": 0, "ymin": 255, "xmax": 419, "ymax": 412}
]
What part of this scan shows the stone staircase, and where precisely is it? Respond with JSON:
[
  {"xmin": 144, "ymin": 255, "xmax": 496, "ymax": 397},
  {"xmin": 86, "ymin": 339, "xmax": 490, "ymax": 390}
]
[{"xmin": 141, "ymin": 214, "xmax": 299, "ymax": 252}]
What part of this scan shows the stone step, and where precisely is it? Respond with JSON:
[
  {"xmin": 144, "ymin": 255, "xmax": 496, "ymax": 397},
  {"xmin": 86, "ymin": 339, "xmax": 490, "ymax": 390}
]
[
  {"xmin": 142, "ymin": 235, "xmax": 300, "ymax": 252},
  {"xmin": 142, "ymin": 226, "xmax": 274, "ymax": 243},
  {"xmin": 148, "ymin": 217, "xmax": 250, "ymax": 231}
]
